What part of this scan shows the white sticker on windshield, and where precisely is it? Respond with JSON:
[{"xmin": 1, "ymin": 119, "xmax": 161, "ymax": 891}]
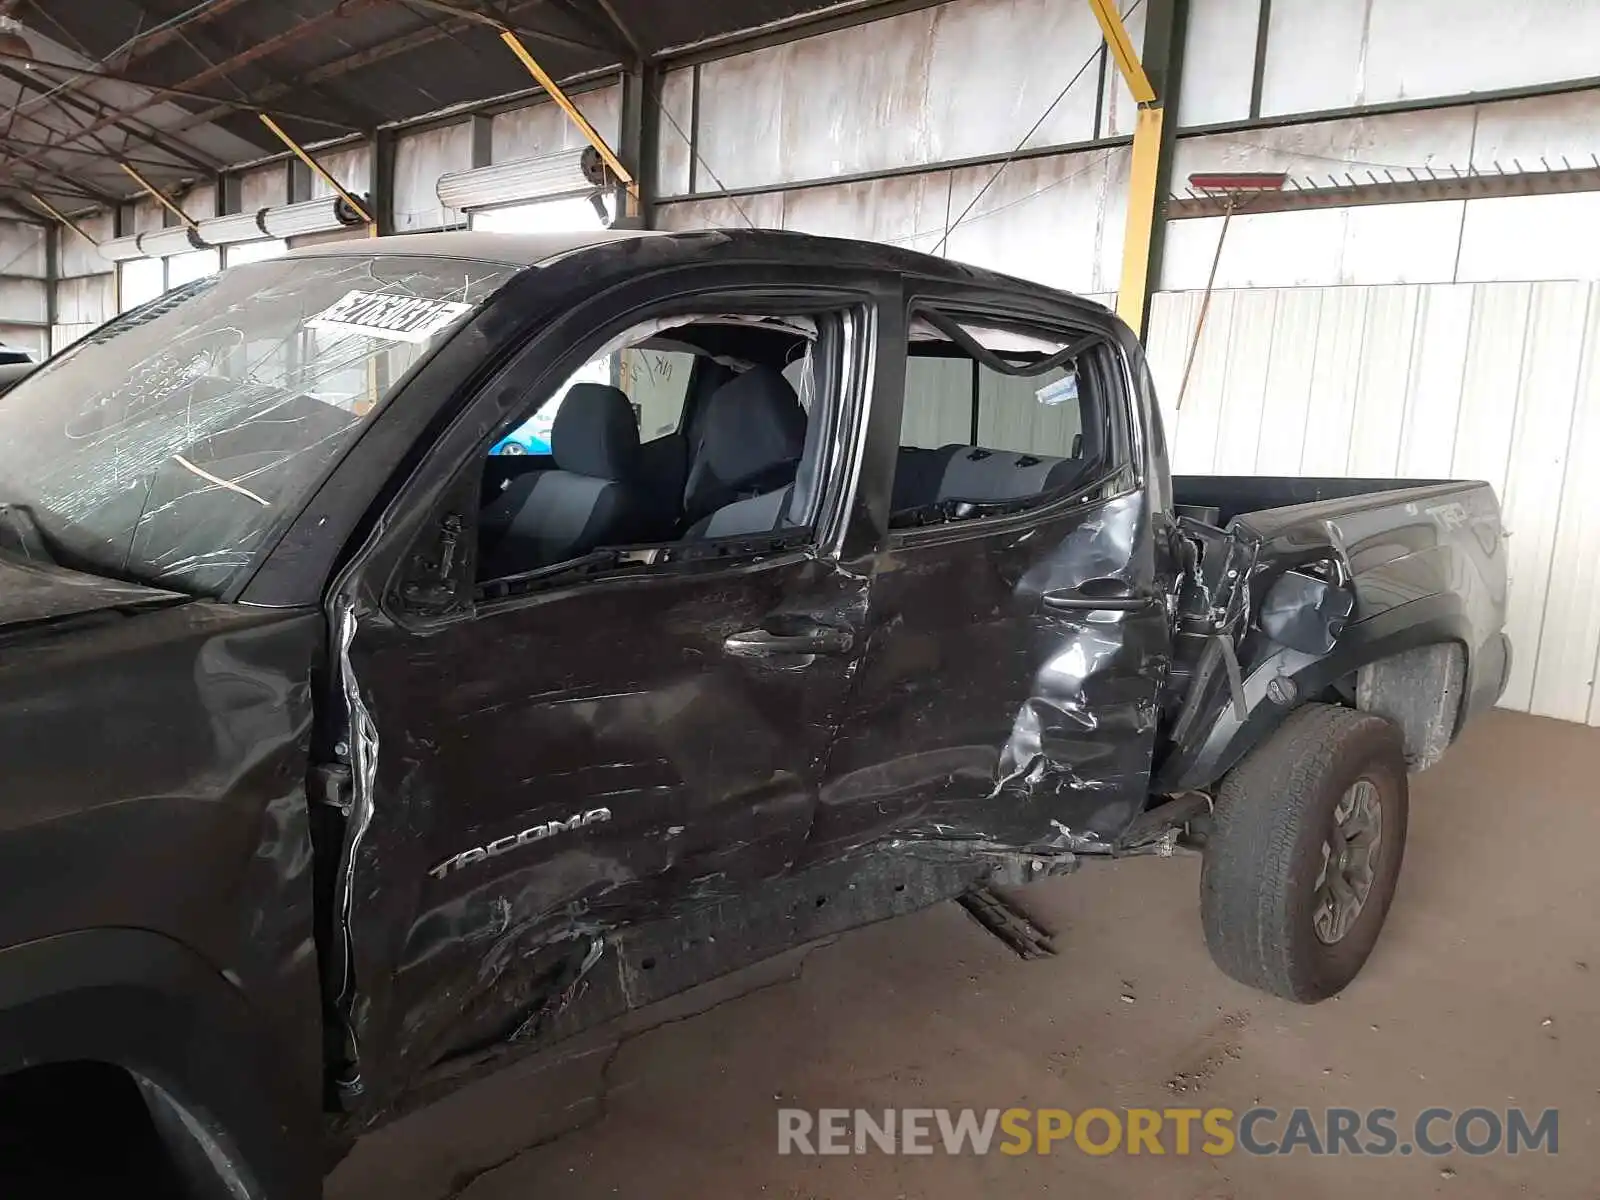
[{"xmin": 307, "ymin": 290, "xmax": 472, "ymax": 344}]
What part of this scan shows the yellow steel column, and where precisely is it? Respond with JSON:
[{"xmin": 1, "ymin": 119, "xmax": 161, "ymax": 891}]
[
  {"xmin": 1116, "ymin": 106, "xmax": 1165, "ymax": 336},
  {"xmin": 1088, "ymin": 0, "xmax": 1170, "ymax": 338}
]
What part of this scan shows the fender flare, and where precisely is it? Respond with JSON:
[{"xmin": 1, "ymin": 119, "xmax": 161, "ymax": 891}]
[
  {"xmin": 0, "ymin": 928, "xmax": 321, "ymax": 1200},
  {"xmin": 1158, "ymin": 593, "xmax": 1477, "ymax": 792}
]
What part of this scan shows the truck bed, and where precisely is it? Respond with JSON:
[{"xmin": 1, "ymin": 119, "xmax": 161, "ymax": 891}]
[{"xmin": 1173, "ymin": 475, "xmax": 1455, "ymax": 527}]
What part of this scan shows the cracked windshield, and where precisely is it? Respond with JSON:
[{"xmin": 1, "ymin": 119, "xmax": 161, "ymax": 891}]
[{"xmin": 0, "ymin": 254, "xmax": 513, "ymax": 596}]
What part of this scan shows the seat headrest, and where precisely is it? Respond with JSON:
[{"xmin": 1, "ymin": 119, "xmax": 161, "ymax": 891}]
[
  {"xmin": 551, "ymin": 383, "xmax": 640, "ymax": 479},
  {"xmin": 683, "ymin": 367, "xmax": 807, "ymax": 522}
]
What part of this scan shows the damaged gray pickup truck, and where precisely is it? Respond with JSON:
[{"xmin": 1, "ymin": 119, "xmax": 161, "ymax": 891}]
[{"xmin": 0, "ymin": 229, "xmax": 1508, "ymax": 1198}]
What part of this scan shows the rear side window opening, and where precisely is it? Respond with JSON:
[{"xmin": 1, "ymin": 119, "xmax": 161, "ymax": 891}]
[{"xmin": 891, "ymin": 310, "xmax": 1118, "ymax": 530}]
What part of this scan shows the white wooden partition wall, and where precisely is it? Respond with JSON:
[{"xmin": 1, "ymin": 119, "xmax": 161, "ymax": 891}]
[{"xmin": 1144, "ymin": 284, "xmax": 1600, "ymax": 727}]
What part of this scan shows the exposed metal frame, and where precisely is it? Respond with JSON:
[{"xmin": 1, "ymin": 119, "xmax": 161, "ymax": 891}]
[
  {"xmin": 1247, "ymin": 0, "xmax": 1271, "ymax": 120},
  {"xmin": 654, "ymin": 131, "xmax": 1135, "ymax": 207}
]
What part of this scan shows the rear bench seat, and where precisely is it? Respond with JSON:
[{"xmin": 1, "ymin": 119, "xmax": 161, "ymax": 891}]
[{"xmin": 890, "ymin": 443, "xmax": 1090, "ymax": 519}]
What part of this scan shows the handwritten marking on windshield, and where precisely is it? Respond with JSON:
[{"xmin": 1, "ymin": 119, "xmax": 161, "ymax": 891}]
[{"xmin": 171, "ymin": 455, "xmax": 271, "ymax": 507}]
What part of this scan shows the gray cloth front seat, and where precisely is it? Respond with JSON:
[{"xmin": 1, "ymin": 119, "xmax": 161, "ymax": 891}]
[
  {"xmin": 479, "ymin": 383, "xmax": 651, "ymax": 577},
  {"xmin": 681, "ymin": 367, "xmax": 809, "ymax": 538}
]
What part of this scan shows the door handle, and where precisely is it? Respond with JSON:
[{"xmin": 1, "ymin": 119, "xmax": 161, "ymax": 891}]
[
  {"xmin": 723, "ymin": 624, "xmax": 855, "ymax": 658},
  {"xmin": 1042, "ymin": 580, "xmax": 1160, "ymax": 613}
]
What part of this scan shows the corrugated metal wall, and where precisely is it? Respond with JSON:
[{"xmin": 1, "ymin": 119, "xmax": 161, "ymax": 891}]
[{"xmin": 1145, "ymin": 284, "xmax": 1600, "ymax": 726}]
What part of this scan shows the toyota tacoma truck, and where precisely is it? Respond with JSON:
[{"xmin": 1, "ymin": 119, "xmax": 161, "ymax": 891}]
[{"xmin": 0, "ymin": 229, "xmax": 1508, "ymax": 1198}]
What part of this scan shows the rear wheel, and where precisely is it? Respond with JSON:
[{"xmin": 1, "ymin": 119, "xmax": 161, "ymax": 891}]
[{"xmin": 1200, "ymin": 703, "xmax": 1408, "ymax": 1002}]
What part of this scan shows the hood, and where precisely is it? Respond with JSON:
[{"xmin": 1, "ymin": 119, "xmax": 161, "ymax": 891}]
[{"xmin": 0, "ymin": 553, "xmax": 189, "ymax": 635}]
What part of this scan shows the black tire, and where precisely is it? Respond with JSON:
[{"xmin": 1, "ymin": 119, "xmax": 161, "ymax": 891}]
[{"xmin": 1200, "ymin": 703, "xmax": 1408, "ymax": 1002}]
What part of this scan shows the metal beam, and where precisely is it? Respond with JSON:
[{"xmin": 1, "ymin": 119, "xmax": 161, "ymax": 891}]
[
  {"xmin": 593, "ymin": 0, "xmax": 648, "ymax": 61},
  {"xmin": 28, "ymin": 191, "xmax": 98, "ymax": 246},
  {"xmin": 1088, "ymin": 0, "xmax": 1155, "ymax": 104},
  {"xmin": 618, "ymin": 64, "xmax": 660, "ymax": 224},
  {"xmin": 1116, "ymin": 107, "xmax": 1164, "ymax": 334},
  {"xmin": 1247, "ymin": 0, "xmax": 1271, "ymax": 119},
  {"xmin": 0, "ymin": 48, "xmax": 360, "ymax": 131},
  {"xmin": 1186, "ymin": 75, "xmax": 1600, "ymax": 140},
  {"xmin": 652, "ymin": 131, "xmax": 1134, "ymax": 206},
  {"xmin": 1103, "ymin": 0, "xmax": 1188, "ymax": 337},
  {"xmin": 654, "ymin": 0, "xmax": 948, "ymax": 68},
  {"xmin": 25, "ymin": 4, "xmax": 378, "ymax": 163},
  {"xmin": 0, "ymin": 132, "xmax": 197, "ymax": 170},
  {"xmin": 500, "ymin": 29, "xmax": 636, "ymax": 196},
  {"xmin": 258, "ymin": 113, "xmax": 374, "ymax": 227},
  {"xmin": 0, "ymin": 61, "xmax": 223, "ymax": 175},
  {"xmin": 1, "ymin": 0, "xmax": 252, "ymax": 123},
  {"xmin": 121, "ymin": 163, "xmax": 202, "ymax": 233},
  {"xmin": 401, "ymin": 0, "xmax": 612, "ymax": 56},
  {"xmin": 153, "ymin": 0, "xmax": 606, "ymax": 145}
]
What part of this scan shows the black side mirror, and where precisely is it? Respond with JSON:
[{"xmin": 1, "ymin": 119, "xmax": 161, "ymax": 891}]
[{"xmin": 1259, "ymin": 570, "xmax": 1354, "ymax": 656}]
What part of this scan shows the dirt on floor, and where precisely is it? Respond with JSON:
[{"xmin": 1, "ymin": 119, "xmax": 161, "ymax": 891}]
[{"xmin": 329, "ymin": 709, "xmax": 1600, "ymax": 1200}]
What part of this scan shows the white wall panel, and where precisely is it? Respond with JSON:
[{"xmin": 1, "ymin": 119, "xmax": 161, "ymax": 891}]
[
  {"xmin": 0, "ymin": 277, "xmax": 46, "ymax": 324},
  {"xmin": 943, "ymin": 147, "xmax": 1130, "ymax": 294},
  {"xmin": 492, "ymin": 87, "xmax": 621, "ymax": 162},
  {"xmin": 59, "ymin": 212, "xmax": 113, "ymax": 278},
  {"xmin": 1261, "ymin": 0, "xmax": 1600, "ymax": 117},
  {"xmin": 1469, "ymin": 92, "xmax": 1600, "ymax": 174},
  {"xmin": 655, "ymin": 70, "xmax": 695, "ymax": 199},
  {"xmin": 653, "ymin": 192, "xmax": 785, "ymax": 232},
  {"xmin": 239, "ymin": 166, "xmax": 286, "ymax": 212},
  {"xmin": 688, "ymin": 0, "xmax": 1110, "ymax": 196},
  {"xmin": 1529, "ymin": 295, "xmax": 1600, "ymax": 724},
  {"xmin": 1394, "ymin": 285, "xmax": 1471, "ymax": 477},
  {"xmin": 1456, "ymin": 193, "xmax": 1600, "ymax": 283},
  {"xmin": 1160, "ymin": 202, "xmax": 1466, "ymax": 290},
  {"xmin": 1176, "ymin": 0, "xmax": 1260, "ymax": 127},
  {"xmin": 307, "ymin": 145, "xmax": 372, "ymax": 201},
  {"xmin": 181, "ymin": 183, "xmax": 216, "ymax": 222},
  {"xmin": 1498, "ymin": 283, "xmax": 1589, "ymax": 712},
  {"xmin": 779, "ymin": 174, "xmax": 951, "ymax": 254},
  {"xmin": 54, "ymin": 274, "xmax": 114, "ymax": 326},
  {"xmin": 920, "ymin": 0, "xmax": 1105, "ymax": 160},
  {"xmin": 1148, "ymin": 281, "xmax": 1600, "ymax": 725},
  {"xmin": 1257, "ymin": 0, "xmax": 1371, "ymax": 116},
  {"xmin": 1344, "ymin": 286, "xmax": 1418, "ymax": 476},
  {"xmin": 1361, "ymin": 0, "xmax": 1600, "ymax": 108},
  {"xmin": 394, "ymin": 123, "xmax": 472, "ymax": 232},
  {"xmin": 50, "ymin": 324, "xmax": 97, "ymax": 352},
  {"xmin": 0, "ymin": 221, "xmax": 47, "ymax": 278}
]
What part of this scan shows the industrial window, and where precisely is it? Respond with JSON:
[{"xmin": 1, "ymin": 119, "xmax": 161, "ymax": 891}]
[
  {"xmin": 224, "ymin": 240, "xmax": 288, "ymax": 268},
  {"xmin": 118, "ymin": 258, "xmax": 164, "ymax": 313},
  {"xmin": 890, "ymin": 312, "xmax": 1108, "ymax": 528}
]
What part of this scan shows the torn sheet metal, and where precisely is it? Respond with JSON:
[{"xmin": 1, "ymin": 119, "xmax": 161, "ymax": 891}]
[{"xmin": 816, "ymin": 487, "xmax": 1168, "ymax": 861}]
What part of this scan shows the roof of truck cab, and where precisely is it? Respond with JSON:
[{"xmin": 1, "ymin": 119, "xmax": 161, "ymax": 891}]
[
  {"xmin": 278, "ymin": 229, "xmax": 1120, "ymax": 326},
  {"xmin": 282, "ymin": 229, "xmax": 658, "ymax": 267}
]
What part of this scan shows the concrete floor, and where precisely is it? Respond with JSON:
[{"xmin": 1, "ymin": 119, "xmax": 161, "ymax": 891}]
[{"xmin": 331, "ymin": 709, "xmax": 1600, "ymax": 1200}]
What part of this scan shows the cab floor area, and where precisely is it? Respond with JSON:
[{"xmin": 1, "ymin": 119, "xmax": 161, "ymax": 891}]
[{"xmin": 329, "ymin": 709, "xmax": 1599, "ymax": 1200}]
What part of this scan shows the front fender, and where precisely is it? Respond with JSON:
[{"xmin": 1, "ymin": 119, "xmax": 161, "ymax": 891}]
[{"xmin": 0, "ymin": 928, "xmax": 322, "ymax": 1200}]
